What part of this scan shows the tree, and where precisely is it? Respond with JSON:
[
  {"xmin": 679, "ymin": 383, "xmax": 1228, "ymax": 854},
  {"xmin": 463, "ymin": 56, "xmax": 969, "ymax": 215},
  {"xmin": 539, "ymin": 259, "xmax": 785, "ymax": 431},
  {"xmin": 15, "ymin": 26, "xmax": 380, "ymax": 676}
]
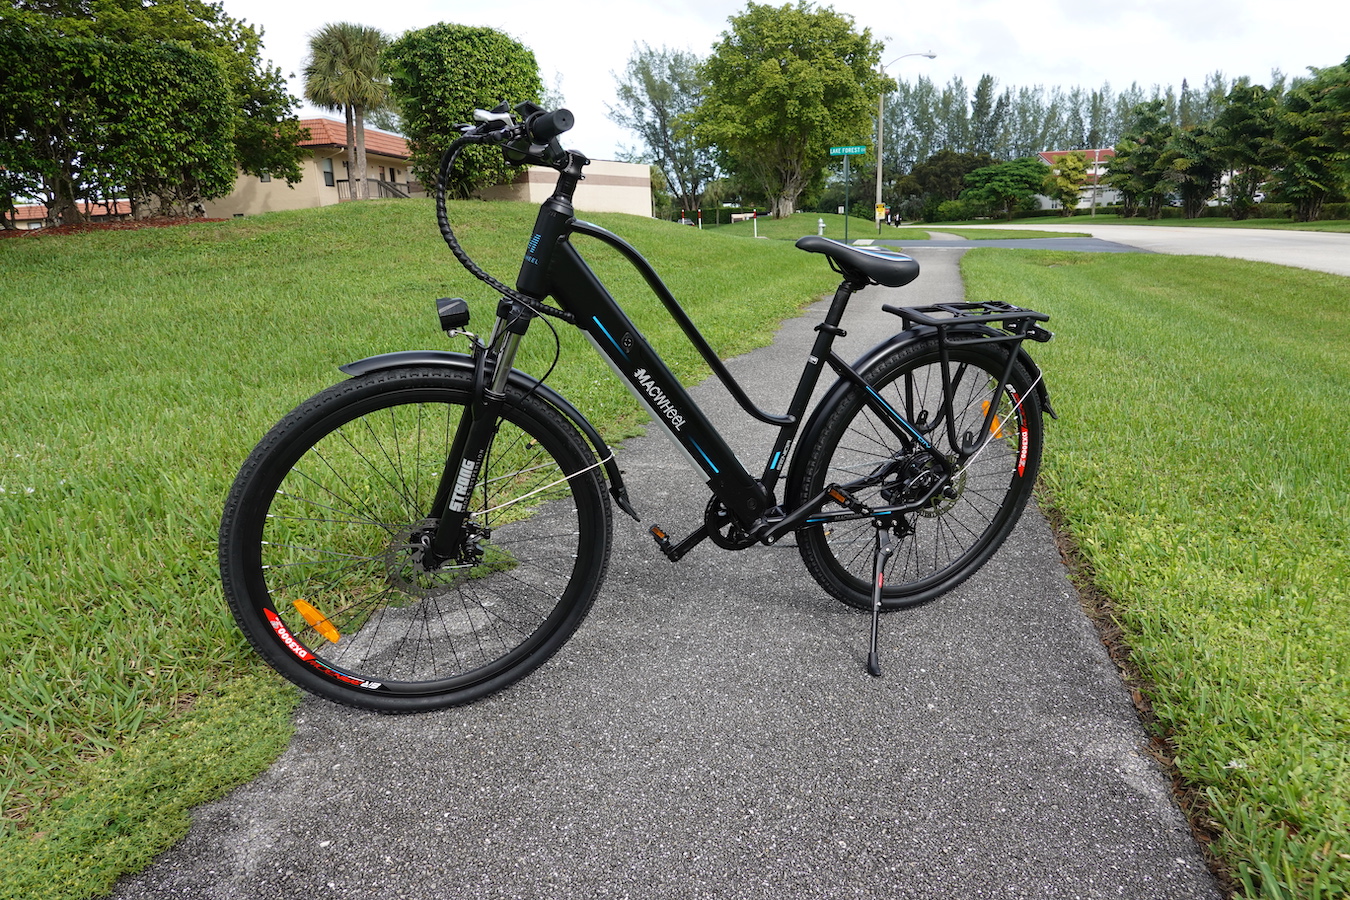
[
  {"xmin": 696, "ymin": 1, "xmax": 888, "ymax": 218},
  {"xmin": 608, "ymin": 44, "xmax": 715, "ymax": 216},
  {"xmin": 385, "ymin": 23, "xmax": 544, "ymax": 197},
  {"xmin": 910, "ymin": 149, "xmax": 994, "ymax": 201},
  {"xmin": 1042, "ymin": 151, "xmax": 1089, "ymax": 214},
  {"xmin": 1212, "ymin": 82, "xmax": 1278, "ymax": 219},
  {"xmin": 968, "ymin": 75, "xmax": 1007, "ymax": 156},
  {"xmin": 961, "ymin": 156, "xmax": 1050, "ymax": 219},
  {"xmin": 0, "ymin": 0, "xmax": 306, "ymax": 223},
  {"xmin": 884, "ymin": 75, "xmax": 941, "ymax": 171},
  {"xmin": 1271, "ymin": 59, "xmax": 1350, "ymax": 221},
  {"xmin": 304, "ymin": 22, "xmax": 391, "ymax": 201},
  {"xmin": 1161, "ymin": 124, "xmax": 1223, "ymax": 218},
  {"xmin": 0, "ymin": 20, "xmax": 236, "ymax": 223},
  {"xmin": 1104, "ymin": 100, "xmax": 1173, "ymax": 218}
]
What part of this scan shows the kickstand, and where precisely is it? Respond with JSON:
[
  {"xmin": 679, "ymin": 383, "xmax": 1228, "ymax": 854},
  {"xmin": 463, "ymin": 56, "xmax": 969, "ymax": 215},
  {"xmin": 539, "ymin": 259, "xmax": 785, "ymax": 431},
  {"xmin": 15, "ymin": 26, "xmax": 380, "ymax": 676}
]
[{"xmin": 867, "ymin": 521, "xmax": 895, "ymax": 677}]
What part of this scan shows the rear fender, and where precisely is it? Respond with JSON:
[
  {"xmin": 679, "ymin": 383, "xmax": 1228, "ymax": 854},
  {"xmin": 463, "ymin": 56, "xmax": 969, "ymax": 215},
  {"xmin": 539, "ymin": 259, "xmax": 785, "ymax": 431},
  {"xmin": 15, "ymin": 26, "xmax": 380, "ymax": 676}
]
[{"xmin": 784, "ymin": 326, "xmax": 1054, "ymax": 497}]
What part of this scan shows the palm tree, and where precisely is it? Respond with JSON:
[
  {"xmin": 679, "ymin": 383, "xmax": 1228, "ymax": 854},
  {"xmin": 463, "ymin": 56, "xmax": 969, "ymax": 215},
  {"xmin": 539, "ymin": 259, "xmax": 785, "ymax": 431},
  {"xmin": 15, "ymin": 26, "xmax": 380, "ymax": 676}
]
[{"xmin": 303, "ymin": 23, "xmax": 390, "ymax": 200}]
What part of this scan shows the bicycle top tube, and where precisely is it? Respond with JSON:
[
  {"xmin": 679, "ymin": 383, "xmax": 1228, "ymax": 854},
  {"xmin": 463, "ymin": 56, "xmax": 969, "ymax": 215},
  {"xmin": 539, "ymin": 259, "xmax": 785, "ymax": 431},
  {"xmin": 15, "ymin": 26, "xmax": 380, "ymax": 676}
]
[{"xmin": 567, "ymin": 219, "xmax": 793, "ymax": 428}]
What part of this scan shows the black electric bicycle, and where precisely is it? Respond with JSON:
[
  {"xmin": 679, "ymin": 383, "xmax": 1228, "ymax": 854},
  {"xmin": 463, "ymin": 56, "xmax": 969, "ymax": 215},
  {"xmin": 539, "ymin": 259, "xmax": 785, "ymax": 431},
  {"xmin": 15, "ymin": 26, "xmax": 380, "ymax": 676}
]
[{"xmin": 219, "ymin": 103, "xmax": 1055, "ymax": 712}]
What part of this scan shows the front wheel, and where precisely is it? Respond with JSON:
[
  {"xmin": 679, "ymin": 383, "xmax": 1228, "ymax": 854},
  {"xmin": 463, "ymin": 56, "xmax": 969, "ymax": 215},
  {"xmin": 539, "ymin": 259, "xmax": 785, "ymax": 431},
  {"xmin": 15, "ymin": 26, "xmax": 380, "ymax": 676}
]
[
  {"xmin": 219, "ymin": 366, "xmax": 613, "ymax": 712},
  {"xmin": 793, "ymin": 338, "xmax": 1044, "ymax": 610}
]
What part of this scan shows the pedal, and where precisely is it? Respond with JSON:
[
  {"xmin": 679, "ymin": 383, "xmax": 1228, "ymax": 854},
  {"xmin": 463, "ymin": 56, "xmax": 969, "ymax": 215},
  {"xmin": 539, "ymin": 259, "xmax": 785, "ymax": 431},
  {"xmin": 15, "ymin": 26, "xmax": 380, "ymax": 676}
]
[
  {"xmin": 649, "ymin": 524, "xmax": 676, "ymax": 558},
  {"xmin": 647, "ymin": 523, "xmax": 708, "ymax": 563},
  {"xmin": 826, "ymin": 483, "xmax": 873, "ymax": 516}
]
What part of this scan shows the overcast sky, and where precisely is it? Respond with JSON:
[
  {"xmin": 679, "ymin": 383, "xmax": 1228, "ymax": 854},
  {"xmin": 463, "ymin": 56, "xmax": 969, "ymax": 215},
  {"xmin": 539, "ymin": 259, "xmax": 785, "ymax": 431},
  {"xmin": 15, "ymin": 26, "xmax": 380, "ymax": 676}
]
[{"xmin": 219, "ymin": 0, "xmax": 1350, "ymax": 160}]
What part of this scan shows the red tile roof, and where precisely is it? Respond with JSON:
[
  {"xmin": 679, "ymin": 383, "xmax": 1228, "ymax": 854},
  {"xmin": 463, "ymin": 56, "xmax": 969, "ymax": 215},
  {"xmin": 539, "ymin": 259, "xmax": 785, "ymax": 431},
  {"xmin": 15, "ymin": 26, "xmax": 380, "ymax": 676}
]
[
  {"xmin": 11, "ymin": 200, "xmax": 132, "ymax": 221},
  {"xmin": 300, "ymin": 118, "xmax": 410, "ymax": 160}
]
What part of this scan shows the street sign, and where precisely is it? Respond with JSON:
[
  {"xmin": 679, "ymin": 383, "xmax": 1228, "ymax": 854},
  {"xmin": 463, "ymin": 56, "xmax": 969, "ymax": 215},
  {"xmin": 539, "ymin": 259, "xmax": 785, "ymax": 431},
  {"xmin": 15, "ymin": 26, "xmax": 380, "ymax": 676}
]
[{"xmin": 829, "ymin": 145, "xmax": 867, "ymax": 156}]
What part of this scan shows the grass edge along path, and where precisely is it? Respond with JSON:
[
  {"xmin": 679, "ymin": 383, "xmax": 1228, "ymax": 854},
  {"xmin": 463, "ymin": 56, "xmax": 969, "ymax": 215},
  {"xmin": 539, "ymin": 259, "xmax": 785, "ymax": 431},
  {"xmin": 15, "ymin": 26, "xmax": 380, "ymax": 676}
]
[
  {"xmin": 705, "ymin": 211, "xmax": 1085, "ymax": 242},
  {"xmin": 0, "ymin": 201, "xmax": 837, "ymax": 899},
  {"xmin": 961, "ymin": 248, "xmax": 1350, "ymax": 900}
]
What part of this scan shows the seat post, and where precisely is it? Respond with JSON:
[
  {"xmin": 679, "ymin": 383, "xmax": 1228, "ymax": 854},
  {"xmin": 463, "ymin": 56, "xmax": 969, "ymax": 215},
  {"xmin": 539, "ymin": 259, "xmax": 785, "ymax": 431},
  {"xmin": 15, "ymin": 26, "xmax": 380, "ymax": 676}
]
[{"xmin": 819, "ymin": 279, "xmax": 859, "ymax": 332}]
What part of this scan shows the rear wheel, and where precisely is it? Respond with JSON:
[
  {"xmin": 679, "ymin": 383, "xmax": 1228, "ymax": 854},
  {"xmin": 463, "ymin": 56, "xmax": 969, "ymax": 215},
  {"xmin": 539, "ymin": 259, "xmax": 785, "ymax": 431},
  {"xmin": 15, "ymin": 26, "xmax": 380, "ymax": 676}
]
[
  {"xmin": 794, "ymin": 338, "xmax": 1043, "ymax": 609},
  {"xmin": 219, "ymin": 366, "xmax": 612, "ymax": 711}
]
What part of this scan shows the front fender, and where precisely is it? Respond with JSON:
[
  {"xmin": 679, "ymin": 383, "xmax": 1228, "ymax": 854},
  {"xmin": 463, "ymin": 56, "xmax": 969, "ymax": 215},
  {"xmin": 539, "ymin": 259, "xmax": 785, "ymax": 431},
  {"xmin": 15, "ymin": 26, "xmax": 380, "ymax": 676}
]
[{"xmin": 340, "ymin": 351, "xmax": 638, "ymax": 521}]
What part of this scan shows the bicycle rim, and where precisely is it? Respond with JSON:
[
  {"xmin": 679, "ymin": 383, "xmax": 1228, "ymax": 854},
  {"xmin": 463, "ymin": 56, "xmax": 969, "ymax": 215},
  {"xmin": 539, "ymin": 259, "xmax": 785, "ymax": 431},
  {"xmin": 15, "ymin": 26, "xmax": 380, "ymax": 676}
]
[
  {"xmin": 797, "ymin": 341, "xmax": 1042, "ymax": 609},
  {"xmin": 221, "ymin": 369, "xmax": 611, "ymax": 710}
]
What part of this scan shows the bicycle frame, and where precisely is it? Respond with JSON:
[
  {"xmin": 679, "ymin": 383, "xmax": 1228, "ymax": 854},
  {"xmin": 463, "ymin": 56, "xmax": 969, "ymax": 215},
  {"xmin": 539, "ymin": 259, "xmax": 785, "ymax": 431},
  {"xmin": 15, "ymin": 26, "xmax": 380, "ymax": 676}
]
[
  {"xmin": 420, "ymin": 141, "xmax": 1051, "ymax": 566},
  {"xmin": 544, "ymin": 225, "xmax": 1008, "ymax": 547}
]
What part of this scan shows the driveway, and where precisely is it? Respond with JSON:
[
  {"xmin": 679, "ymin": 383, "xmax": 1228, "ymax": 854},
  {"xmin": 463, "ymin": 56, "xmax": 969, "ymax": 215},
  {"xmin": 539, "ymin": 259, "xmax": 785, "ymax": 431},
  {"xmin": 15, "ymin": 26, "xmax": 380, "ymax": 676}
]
[{"xmin": 111, "ymin": 247, "xmax": 1220, "ymax": 899}]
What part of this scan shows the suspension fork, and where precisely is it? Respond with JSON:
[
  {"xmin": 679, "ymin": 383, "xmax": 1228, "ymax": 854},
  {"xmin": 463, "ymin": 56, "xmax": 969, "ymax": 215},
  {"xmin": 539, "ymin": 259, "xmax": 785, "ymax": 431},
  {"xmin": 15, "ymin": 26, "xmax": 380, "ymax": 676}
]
[{"xmin": 424, "ymin": 298, "xmax": 535, "ymax": 565}]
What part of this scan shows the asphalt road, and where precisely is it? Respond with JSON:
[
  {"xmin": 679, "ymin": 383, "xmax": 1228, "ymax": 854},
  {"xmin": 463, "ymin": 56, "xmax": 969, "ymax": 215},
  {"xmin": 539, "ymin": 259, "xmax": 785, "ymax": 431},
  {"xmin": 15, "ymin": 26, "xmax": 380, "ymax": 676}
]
[
  {"xmin": 927, "ymin": 221, "xmax": 1350, "ymax": 276},
  {"xmin": 111, "ymin": 245, "xmax": 1222, "ymax": 900}
]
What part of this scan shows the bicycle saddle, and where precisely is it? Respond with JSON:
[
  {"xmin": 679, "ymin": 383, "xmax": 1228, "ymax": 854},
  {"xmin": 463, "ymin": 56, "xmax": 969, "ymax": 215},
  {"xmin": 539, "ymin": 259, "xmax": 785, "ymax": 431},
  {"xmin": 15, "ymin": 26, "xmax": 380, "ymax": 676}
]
[{"xmin": 795, "ymin": 236, "xmax": 920, "ymax": 288}]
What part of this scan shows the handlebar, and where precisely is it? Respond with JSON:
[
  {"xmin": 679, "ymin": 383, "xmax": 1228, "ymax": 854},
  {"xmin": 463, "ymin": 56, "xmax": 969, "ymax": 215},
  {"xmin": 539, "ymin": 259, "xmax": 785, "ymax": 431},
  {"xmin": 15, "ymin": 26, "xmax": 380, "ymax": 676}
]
[
  {"xmin": 436, "ymin": 102, "xmax": 584, "ymax": 323},
  {"xmin": 525, "ymin": 108, "xmax": 574, "ymax": 144}
]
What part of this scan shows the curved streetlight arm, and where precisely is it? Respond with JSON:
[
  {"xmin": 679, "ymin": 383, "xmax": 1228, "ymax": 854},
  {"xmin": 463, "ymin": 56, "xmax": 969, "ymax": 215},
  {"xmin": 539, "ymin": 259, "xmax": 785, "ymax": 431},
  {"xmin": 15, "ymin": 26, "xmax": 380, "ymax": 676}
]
[{"xmin": 876, "ymin": 52, "xmax": 935, "ymax": 230}]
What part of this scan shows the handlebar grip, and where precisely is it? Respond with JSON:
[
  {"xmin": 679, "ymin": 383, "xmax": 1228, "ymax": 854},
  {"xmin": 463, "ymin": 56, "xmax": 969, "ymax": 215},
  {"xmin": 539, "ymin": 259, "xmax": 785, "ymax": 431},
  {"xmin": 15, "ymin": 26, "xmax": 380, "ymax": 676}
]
[{"xmin": 526, "ymin": 108, "xmax": 574, "ymax": 143}]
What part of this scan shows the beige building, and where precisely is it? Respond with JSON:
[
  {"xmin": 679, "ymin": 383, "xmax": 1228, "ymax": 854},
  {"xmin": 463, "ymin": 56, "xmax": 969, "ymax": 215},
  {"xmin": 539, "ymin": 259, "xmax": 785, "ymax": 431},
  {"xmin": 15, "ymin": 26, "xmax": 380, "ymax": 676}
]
[
  {"xmin": 204, "ymin": 117, "xmax": 653, "ymax": 219},
  {"xmin": 202, "ymin": 118, "xmax": 414, "ymax": 218},
  {"xmin": 481, "ymin": 159, "xmax": 653, "ymax": 217}
]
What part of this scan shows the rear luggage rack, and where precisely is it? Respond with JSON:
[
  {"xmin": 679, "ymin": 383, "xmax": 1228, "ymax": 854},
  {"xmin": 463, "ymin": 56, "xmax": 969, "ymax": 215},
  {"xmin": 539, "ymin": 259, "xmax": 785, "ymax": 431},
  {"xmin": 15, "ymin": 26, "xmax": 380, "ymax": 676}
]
[{"xmin": 883, "ymin": 301, "xmax": 1054, "ymax": 343}]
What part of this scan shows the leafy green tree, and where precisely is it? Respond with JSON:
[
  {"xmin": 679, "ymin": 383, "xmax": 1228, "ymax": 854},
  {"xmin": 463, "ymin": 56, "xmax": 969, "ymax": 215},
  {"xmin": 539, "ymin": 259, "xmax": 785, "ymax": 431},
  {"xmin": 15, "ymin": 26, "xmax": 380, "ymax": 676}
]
[
  {"xmin": 0, "ymin": 0, "xmax": 306, "ymax": 222},
  {"xmin": 961, "ymin": 156, "xmax": 1049, "ymax": 219},
  {"xmin": 1104, "ymin": 99, "xmax": 1173, "ymax": 218},
  {"xmin": 385, "ymin": 23, "xmax": 543, "ymax": 197},
  {"xmin": 94, "ymin": 39, "xmax": 237, "ymax": 215},
  {"xmin": 935, "ymin": 75, "xmax": 970, "ymax": 153},
  {"xmin": 1042, "ymin": 151, "xmax": 1089, "ymax": 214},
  {"xmin": 909, "ymin": 149, "xmax": 994, "ymax": 201},
  {"xmin": 608, "ymin": 43, "xmax": 714, "ymax": 216},
  {"xmin": 968, "ymin": 74, "xmax": 1008, "ymax": 156},
  {"xmin": 1212, "ymin": 82, "xmax": 1278, "ymax": 219},
  {"xmin": 696, "ymin": 1, "xmax": 888, "ymax": 218},
  {"xmin": 1272, "ymin": 59, "xmax": 1350, "ymax": 221},
  {"xmin": 203, "ymin": 10, "xmax": 308, "ymax": 187},
  {"xmin": 0, "ymin": 20, "xmax": 235, "ymax": 222},
  {"xmin": 1161, "ymin": 124, "xmax": 1224, "ymax": 218},
  {"xmin": 0, "ymin": 19, "xmax": 85, "ymax": 223},
  {"xmin": 884, "ymin": 75, "xmax": 941, "ymax": 171},
  {"xmin": 305, "ymin": 22, "xmax": 391, "ymax": 201},
  {"xmin": 1087, "ymin": 87, "xmax": 1112, "ymax": 148}
]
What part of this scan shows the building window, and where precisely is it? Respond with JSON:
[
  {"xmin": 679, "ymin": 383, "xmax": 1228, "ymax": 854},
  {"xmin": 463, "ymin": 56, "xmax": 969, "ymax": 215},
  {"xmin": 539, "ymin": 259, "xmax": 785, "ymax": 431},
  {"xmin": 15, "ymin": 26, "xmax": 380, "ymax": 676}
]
[
  {"xmin": 321, "ymin": 158, "xmax": 334, "ymax": 187},
  {"xmin": 259, "ymin": 172, "xmax": 272, "ymax": 183}
]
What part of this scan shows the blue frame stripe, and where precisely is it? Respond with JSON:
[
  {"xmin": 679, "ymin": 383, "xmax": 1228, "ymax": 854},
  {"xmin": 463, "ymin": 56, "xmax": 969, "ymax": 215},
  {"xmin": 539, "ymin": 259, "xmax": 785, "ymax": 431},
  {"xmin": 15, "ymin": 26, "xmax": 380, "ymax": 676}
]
[
  {"xmin": 865, "ymin": 386, "xmax": 931, "ymax": 448},
  {"xmin": 592, "ymin": 317, "xmax": 627, "ymax": 359},
  {"xmin": 688, "ymin": 438, "xmax": 720, "ymax": 474}
]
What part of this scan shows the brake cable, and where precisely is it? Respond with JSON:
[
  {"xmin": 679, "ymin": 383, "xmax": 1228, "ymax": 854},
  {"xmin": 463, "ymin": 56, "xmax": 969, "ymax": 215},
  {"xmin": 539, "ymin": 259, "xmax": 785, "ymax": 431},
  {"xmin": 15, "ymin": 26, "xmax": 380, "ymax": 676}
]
[{"xmin": 434, "ymin": 128, "xmax": 577, "ymax": 325}]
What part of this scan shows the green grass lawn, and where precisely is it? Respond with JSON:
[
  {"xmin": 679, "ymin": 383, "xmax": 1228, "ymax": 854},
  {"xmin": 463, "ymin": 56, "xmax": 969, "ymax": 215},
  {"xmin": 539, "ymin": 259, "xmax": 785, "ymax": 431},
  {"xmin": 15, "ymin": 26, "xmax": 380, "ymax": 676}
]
[
  {"xmin": 3, "ymin": 203, "xmax": 1348, "ymax": 898},
  {"xmin": 0, "ymin": 200, "xmax": 836, "ymax": 898},
  {"xmin": 962, "ymin": 249, "xmax": 1349, "ymax": 900}
]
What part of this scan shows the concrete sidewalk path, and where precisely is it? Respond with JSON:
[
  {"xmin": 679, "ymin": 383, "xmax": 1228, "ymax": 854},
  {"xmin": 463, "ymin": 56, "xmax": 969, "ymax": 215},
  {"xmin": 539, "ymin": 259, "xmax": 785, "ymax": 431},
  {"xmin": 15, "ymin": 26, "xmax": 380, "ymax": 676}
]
[{"xmin": 112, "ymin": 247, "xmax": 1221, "ymax": 900}]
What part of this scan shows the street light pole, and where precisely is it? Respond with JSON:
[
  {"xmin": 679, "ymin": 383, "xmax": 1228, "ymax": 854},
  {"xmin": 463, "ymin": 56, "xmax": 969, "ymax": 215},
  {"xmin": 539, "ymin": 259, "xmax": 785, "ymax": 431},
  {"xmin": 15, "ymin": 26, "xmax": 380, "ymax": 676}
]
[{"xmin": 876, "ymin": 51, "xmax": 935, "ymax": 231}]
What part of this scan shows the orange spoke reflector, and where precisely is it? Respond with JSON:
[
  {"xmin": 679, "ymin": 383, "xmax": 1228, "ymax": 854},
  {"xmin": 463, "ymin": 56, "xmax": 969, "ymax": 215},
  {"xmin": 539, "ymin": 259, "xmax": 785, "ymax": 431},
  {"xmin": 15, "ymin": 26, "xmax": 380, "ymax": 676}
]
[
  {"xmin": 981, "ymin": 400, "xmax": 1007, "ymax": 437},
  {"xmin": 293, "ymin": 599, "xmax": 341, "ymax": 643}
]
